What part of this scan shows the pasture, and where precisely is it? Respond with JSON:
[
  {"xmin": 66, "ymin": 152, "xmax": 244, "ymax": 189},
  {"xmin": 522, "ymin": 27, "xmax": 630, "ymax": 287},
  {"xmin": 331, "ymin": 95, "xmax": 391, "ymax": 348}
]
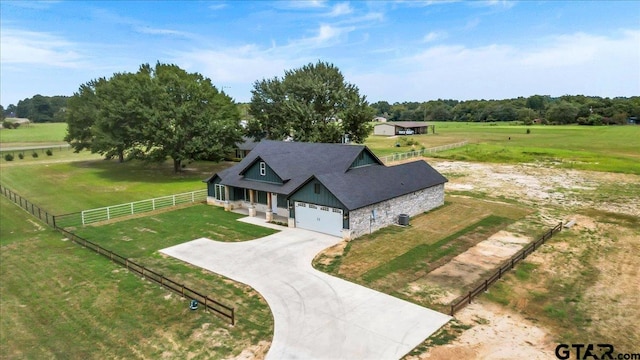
[
  {"xmin": 1, "ymin": 121, "xmax": 639, "ymax": 358},
  {"xmin": 365, "ymin": 123, "xmax": 640, "ymax": 174},
  {"xmin": 0, "ymin": 122, "xmax": 68, "ymax": 147}
]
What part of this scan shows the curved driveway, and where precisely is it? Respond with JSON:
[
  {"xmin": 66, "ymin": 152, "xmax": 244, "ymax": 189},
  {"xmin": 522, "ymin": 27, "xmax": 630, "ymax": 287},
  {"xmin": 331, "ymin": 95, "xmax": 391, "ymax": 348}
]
[{"xmin": 160, "ymin": 217, "xmax": 450, "ymax": 359}]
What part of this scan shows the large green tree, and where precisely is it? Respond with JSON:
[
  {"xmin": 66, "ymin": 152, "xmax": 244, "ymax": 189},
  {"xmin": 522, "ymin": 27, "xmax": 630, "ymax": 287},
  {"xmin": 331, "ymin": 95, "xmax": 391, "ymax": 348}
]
[
  {"xmin": 65, "ymin": 63, "xmax": 241, "ymax": 172},
  {"xmin": 248, "ymin": 61, "xmax": 373, "ymax": 143},
  {"xmin": 142, "ymin": 63, "xmax": 242, "ymax": 172}
]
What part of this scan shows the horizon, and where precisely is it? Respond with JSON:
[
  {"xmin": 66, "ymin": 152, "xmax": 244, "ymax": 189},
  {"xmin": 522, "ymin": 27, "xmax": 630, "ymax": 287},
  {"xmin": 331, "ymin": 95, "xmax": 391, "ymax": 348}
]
[{"xmin": 1, "ymin": 1, "xmax": 639, "ymax": 108}]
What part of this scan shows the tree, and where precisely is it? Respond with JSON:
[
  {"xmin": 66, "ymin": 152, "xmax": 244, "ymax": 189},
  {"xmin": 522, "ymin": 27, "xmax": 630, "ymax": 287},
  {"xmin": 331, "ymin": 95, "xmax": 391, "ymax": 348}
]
[
  {"xmin": 65, "ymin": 79, "xmax": 105, "ymax": 153},
  {"xmin": 91, "ymin": 71, "xmax": 152, "ymax": 162},
  {"xmin": 546, "ymin": 101, "xmax": 579, "ymax": 124},
  {"xmin": 143, "ymin": 63, "xmax": 242, "ymax": 172},
  {"xmin": 249, "ymin": 61, "xmax": 373, "ymax": 143},
  {"xmin": 66, "ymin": 63, "xmax": 241, "ymax": 172},
  {"xmin": 0, "ymin": 105, "xmax": 4, "ymax": 121}
]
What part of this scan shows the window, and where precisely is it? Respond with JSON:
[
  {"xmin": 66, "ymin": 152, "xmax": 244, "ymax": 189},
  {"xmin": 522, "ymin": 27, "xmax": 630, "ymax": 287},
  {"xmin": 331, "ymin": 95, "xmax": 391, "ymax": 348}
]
[
  {"xmin": 314, "ymin": 183, "xmax": 321, "ymax": 194},
  {"xmin": 259, "ymin": 162, "xmax": 266, "ymax": 176},
  {"xmin": 214, "ymin": 184, "xmax": 226, "ymax": 201}
]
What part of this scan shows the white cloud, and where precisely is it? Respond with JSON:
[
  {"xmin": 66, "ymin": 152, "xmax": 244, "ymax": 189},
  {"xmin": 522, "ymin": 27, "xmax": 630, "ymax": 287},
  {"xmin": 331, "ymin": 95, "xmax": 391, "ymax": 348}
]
[
  {"xmin": 354, "ymin": 29, "xmax": 640, "ymax": 102},
  {"xmin": 423, "ymin": 31, "xmax": 445, "ymax": 43},
  {"xmin": 209, "ymin": 3, "xmax": 227, "ymax": 11},
  {"xmin": 134, "ymin": 26, "xmax": 194, "ymax": 38},
  {"xmin": 0, "ymin": 28, "xmax": 84, "ymax": 68},
  {"xmin": 328, "ymin": 2, "xmax": 353, "ymax": 17}
]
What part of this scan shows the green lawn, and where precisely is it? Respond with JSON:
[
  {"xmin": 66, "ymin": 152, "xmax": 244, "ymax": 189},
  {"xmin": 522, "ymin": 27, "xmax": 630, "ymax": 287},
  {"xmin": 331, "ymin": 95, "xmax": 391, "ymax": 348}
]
[
  {"xmin": 0, "ymin": 196, "xmax": 274, "ymax": 359},
  {"xmin": 0, "ymin": 122, "xmax": 67, "ymax": 145},
  {"xmin": 365, "ymin": 123, "xmax": 640, "ymax": 174},
  {"xmin": 0, "ymin": 159, "xmax": 233, "ymax": 214},
  {"xmin": 72, "ymin": 205, "xmax": 276, "ymax": 257}
]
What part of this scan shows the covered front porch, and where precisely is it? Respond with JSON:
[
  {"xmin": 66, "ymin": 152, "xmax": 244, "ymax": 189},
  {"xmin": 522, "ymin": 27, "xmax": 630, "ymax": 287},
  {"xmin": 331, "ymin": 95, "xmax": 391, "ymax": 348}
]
[{"xmin": 230, "ymin": 207, "xmax": 289, "ymax": 225}]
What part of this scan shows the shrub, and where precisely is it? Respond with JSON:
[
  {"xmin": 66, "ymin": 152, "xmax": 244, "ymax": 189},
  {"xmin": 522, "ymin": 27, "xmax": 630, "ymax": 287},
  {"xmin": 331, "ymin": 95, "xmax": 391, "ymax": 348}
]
[
  {"xmin": 11, "ymin": 122, "xmax": 21, "ymax": 129},
  {"xmin": 2, "ymin": 120, "xmax": 12, "ymax": 129},
  {"xmin": 526, "ymin": 128, "xmax": 531, "ymax": 134},
  {"xmin": 18, "ymin": 153, "xmax": 24, "ymax": 159},
  {"xmin": 32, "ymin": 152, "xmax": 39, "ymax": 158},
  {"xmin": 45, "ymin": 149, "xmax": 53, "ymax": 156},
  {"xmin": 4, "ymin": 153, "xmax": 14, "ymax": 161}
]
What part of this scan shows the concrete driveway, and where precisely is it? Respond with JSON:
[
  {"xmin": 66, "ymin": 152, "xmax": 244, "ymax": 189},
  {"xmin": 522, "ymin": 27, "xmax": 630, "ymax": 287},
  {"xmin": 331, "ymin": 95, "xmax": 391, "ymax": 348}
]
[{"xmin": 160, "ymin": 217, "xmax": 450, "ymax": 360}]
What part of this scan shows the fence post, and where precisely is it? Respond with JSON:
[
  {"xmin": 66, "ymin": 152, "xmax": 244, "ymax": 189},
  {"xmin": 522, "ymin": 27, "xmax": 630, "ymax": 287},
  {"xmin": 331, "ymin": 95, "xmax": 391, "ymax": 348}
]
[
  {"xmin": 468, "ymin": 291, "xmax": 472, "ymax": 304},
  {"xmin": 107, "ymin": 207, "xmax": 110, "ymax": 221},
  {"xmin": 231, "ymin": 308, "xmax": 235, "ymax": 326},
  {"xmin": 173, "ymin": 195, "xmax": 176, "ymax": 206},
  {"xmin": 152, "ymin": 199, "xmax": 155, "ymax": 210},
  {"xmin": 192, "ymin": 191, "xmax": 195, "ymax": 202},
  {"xmin": 52, "ymin": 215, "xmax": 56, "ymax": 228},
  {"xmin": 484, "ymin": 279, "xmax": 488, "ymax": 292},
  {"xmin": 81, "ymin": 211, "xmax": 85, "ymax": 225},
  {"xmin": 131, "ymin": 203, "xmax": 134, "ymax": 215}
]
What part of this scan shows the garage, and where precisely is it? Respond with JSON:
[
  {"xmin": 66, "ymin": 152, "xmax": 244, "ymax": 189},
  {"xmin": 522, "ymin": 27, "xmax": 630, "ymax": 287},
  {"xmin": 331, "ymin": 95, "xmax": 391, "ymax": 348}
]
[{"xmin": 294, "ymin": 202, "xmax": 343, "ymax": 237}]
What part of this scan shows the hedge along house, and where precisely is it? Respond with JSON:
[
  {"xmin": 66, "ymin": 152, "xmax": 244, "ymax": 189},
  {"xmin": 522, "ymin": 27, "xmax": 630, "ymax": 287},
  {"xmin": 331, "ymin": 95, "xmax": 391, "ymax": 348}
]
[{"xmin": 205, "ymin": 140, "xmax": 447, "ymax": 239}]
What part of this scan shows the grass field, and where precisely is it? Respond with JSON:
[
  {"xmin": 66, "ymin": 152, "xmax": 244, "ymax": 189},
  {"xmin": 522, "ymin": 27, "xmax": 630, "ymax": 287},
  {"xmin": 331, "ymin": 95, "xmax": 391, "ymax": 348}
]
[
  {"xmin": 0, "ymin": 122, "xmax": 67, "ymax": 146},
  {"xmin": 365, "ymin": 123, "xmax": 640, "ymax": 174},
  {"xmin": 0, "ymin": 197, "xmax": 274, "ymax": 359},
  {"xmin": 314, "ymin": 196, "xmax": 531, "ymax": 312},
  {"xmin": 0, "ymin": 159, "xmax": 232, "ymax": 214},
  {"xmin": 2, "ymin": 121, "xmax": 638, "ymax": 358}
]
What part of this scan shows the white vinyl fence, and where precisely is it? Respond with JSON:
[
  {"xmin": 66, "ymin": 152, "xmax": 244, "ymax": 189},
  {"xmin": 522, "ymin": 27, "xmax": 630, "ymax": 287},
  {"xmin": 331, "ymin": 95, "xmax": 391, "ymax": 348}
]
[
  {"xmin": 78, "ymin": 189, "xmax": 207, "ymax": 225},
  {"xmin": 379, "ymin": 140, "xmax": 468, "ymax": 164}
]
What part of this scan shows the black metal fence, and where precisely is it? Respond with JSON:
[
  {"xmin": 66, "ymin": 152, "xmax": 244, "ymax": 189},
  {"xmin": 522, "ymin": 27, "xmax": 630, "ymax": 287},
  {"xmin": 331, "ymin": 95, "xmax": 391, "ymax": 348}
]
[
  {"xmin": 0, "ymin": 184, "xmax": 56, "ymax": 227},
  {"xmin": 449, "ymin": 221, "xmax": 563, "ymax": 316},
  {"xmin": 0, "ymin": 184, "xmax": 235, "ymax": 325}
]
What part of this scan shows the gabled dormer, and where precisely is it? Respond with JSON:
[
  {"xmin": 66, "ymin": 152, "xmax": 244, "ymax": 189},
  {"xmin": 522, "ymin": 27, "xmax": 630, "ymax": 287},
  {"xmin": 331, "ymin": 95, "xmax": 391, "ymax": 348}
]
[
  {"xmin": 240, "ymin": 156, "xmax": 284, "ymax": 184},
  {"xmin": 349, "ymin": 148, "xmax": 383, "ymax": 170}
]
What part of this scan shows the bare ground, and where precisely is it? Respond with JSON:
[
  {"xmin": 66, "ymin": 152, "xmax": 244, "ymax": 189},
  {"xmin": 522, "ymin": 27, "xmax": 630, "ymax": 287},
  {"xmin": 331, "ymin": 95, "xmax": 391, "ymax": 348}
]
[{"xmin": 410, "ymin": 159, "xmax": 640, "ymax": 358}]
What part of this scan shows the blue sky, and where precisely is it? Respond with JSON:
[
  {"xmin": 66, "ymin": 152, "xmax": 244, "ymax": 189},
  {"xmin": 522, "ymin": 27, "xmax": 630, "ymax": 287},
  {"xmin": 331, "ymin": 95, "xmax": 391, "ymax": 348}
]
[{"xmin": 1, "ymin": 1, "xmax": 639, "ymax": 107}]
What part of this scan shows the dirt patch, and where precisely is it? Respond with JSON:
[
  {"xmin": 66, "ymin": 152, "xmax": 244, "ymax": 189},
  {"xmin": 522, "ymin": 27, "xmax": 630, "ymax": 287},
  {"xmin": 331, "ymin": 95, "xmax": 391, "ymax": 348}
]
[
  {"xmin": 405, "ymin": 231, "xmax": 532, "ymax": 305},
  {"xmin": 419, "ymin": 301, "xmax": 555, "ymax": 360},
  {"xmin": 433, "ymin": 160, "xmax": 640, "ymax": 217},
  {"xmin": 228, "ymin": 340, "xmax": 271, "ymax": 360}
]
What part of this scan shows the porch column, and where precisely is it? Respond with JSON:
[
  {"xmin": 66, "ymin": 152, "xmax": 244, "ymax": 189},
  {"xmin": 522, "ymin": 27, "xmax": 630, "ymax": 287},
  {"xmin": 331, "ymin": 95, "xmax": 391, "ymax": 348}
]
[
  {"xmin": 265, "ymin": 192, "xmax": 273, "ymax": 222},
  {"xmin": 248, "ymin": 189, "xmax": 256, "ymax": 217},
  {"xmin": 223, "ymin": 186, "xmax": 231, "ymax": 211}
]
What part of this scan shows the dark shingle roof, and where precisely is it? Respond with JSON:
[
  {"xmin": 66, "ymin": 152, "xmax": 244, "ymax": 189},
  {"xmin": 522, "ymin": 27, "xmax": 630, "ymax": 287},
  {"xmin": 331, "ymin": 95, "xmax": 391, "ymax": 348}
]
[
  {"xmin": 208, "ymin": 140, "xmax": 447, "ymax": 211},
  {"xmin": 316, "ymin": 160, "xmax": 447, "ymax": 210},
  {"xmin": 213, "ymin": 140, "xmax": 375, "ymax": 195}
]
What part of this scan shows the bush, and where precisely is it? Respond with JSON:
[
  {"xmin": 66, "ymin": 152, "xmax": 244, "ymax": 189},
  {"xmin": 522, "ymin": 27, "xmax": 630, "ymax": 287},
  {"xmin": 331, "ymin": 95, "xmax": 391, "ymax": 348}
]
[
  {"xmin": 32, "ymin": 152, "xmax": 39, "ymax": 158},
  {"xmin": 4, "ymin": 153, "xmax": 14, "ymax": 161},
  {"xmin": 2, "ymin": 120, "xmax": 12, "ymax": 129},
  {"xmin": 526, "ymin": 128, "xmax": 531, "ymax": 134},
  {"xmin": 18, "ymin": 153, "xmax": 24, "ymax": 159},
  {"xmin": 45, "ymin": 149, "xmax": 53, "ymax": 156}
]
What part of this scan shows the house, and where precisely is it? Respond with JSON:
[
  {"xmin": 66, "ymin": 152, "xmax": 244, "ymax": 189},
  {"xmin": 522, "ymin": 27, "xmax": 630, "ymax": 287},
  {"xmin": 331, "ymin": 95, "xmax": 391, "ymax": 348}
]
[
  {"xmin": 234, "ymin": 137, "xmax": 258, "ymax": 159},
  {"xmin": 205, "ymin": 140, "xmax": 447, "ymax": 239},
  {"xmin": 373, "ymin": 116, "xmax": 388, "ymax": 122},
  {"xmin": 373, "ymin": 121, "xmax": 434, "ymax": 136}
]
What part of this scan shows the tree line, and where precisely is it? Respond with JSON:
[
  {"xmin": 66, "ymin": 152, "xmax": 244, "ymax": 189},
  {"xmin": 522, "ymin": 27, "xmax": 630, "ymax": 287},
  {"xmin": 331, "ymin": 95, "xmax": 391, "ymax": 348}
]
[
  {"xmin": 371, "ymin": 95, "xmax": 640, "ymax": 125},
  {"xmin": 2, "ymin": 95, "xmax": 69, "ymax": 122}
]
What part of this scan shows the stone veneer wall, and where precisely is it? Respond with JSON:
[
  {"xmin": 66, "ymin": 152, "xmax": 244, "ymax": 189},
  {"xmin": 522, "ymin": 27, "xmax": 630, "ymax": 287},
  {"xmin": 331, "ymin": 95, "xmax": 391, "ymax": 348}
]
[{"xmin": 348, "ymin": 184, "xmax": 444, "ymax": 239}]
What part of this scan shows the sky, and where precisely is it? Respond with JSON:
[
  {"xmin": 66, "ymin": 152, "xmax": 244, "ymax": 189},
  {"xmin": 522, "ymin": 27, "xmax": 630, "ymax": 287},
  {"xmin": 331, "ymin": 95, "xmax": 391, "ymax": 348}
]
[{"xmin": 1, "ymin": 0, "xmax": 639, "ymax": 107}]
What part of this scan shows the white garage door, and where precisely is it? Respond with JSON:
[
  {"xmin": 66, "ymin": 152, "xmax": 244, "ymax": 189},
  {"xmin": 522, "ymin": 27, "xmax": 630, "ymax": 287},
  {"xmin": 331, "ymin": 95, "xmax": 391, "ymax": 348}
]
[{"xmin": 294, "ymin": 202, "xmax": 343, "ymax": 237}]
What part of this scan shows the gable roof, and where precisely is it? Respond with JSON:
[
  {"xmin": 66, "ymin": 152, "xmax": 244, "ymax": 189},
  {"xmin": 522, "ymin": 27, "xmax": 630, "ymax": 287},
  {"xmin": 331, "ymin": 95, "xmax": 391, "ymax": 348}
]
[
  {"xmin": 209, "ymin": 140, "xmax": 383, "ymax": 195},
  {"xmin": 314, "ymin": 160, "xmax": 447, "ymax": 210},
  {"xmin": 206, "ymin": 140, "xmax": 447, "ymax": 211}
]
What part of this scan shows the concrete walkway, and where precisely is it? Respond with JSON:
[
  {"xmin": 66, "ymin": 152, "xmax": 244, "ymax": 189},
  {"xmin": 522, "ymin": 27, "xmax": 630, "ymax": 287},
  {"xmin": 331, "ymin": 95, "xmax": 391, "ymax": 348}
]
[{"xmin": 161, "ymin": 217, "xmax": 450, "ymax": 360}]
